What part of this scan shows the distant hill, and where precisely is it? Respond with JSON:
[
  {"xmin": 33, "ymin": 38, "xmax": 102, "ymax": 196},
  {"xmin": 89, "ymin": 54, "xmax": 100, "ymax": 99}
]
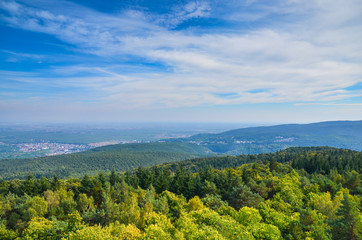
[
  {"xmin": 1, "ymin": 120, "xmax": 361, "ymax": 179},
  {"xmin": 0, "ymin": 142, "xmax": 212, "ymax": 179},
  {"xmin": 170, "ymin": 120, "xmax": 362, "ymax": 155},
  {"xmin": 158, "ymin": 146, "xmax": 362, "ymax": 174}
]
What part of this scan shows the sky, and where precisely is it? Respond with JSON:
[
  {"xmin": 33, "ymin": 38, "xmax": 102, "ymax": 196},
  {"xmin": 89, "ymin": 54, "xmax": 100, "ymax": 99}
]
[{"xmin": 0, "ymin": 0, "xmax": 362, "ymax": 124}]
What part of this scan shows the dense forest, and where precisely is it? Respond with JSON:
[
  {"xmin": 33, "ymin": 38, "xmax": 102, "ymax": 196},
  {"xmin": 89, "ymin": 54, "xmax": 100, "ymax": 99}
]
[
  {"xmin": 0, "ymin": 143, "xmax": 212, "ymax": 179},
  {"xmin": 0, "ymin": 147, "xmax": 361, "ymax": 239}
]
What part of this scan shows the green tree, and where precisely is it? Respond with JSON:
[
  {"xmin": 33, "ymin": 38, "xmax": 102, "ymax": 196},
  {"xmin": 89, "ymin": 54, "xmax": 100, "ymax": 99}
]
[
  {"xmin": 77, "ymin": 193, "xmax": 95, "ymax": 213},
  {"xmin": 228, "ymin": 184, "xmax": 262, "ymax": 210},
  {"xmin": 44, "ymin": 190, "xmax": 60, "ymax": 215},
  {"xmin": 22, "ymin": 217, "xmax": 55, "ymax": 240},
  {"xmin": 23, "ymin": 196, "xmax": 48, "ymax": 221},
  {"xmin": 0, "ymin": 224, "xmax": 17, "ymax": 240},
  {"xmin": 331, "ymin": 193, "xmax": 362, "ymax": 240}
]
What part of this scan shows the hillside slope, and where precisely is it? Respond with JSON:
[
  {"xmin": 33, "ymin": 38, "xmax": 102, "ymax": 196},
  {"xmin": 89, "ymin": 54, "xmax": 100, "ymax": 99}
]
[
  {"xmin": 0, "ymin": 142, "xmax": 212, "ymax": 179},
  {"xmin": 2, "ymin": 120, "xmax": 361, "ymax": 179},
  {"xmin": 172, "ymin": 120, "xmax": 362, "ymax": 154}
]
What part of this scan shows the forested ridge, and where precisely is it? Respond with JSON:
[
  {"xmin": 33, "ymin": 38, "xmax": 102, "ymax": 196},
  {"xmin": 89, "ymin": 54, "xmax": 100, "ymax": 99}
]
[
  {"xmin": 0, "ymin": 147, "xmax": 361, "ymax": 239},
  {"xmin": 172, "ymin": 121, "xmax": 362, "ymax": 155},
  {"xmin": 157, "ymin": 147, "xmax": 362, "ymax": 174},
  {"xmin": 2, "ymin": 120, "xmax": 362, "ymax": 180},
  {"xmin": 0, "ymin": 143, "xmax": 212, "ymax": 179}
]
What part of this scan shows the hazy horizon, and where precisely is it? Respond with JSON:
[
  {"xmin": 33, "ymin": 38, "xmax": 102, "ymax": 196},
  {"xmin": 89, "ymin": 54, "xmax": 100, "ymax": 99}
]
[{"xmin": 1, "ymin": 119, "xmax": 361, "ymax": 129}]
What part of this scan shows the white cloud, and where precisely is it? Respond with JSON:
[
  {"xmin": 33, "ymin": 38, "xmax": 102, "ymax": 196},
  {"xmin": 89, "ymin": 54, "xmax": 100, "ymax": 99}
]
[{"xmin": 0, "ymin": 0, "xmax": 361, "ymax": 115}]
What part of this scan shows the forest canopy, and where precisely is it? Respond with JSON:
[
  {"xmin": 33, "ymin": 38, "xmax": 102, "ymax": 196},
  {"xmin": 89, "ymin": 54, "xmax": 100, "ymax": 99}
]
[{"xmin": 0, "ymin": 147, "xmax": 361, "ymax": 239}]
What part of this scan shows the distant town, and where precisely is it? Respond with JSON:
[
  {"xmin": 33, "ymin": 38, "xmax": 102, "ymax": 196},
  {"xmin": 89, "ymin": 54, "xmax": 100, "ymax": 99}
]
[
  {"xmin": 0, "ymin": 140, "xmax": 147, "ymax": 159},
  {"xmin": 17, "ymin": 142, "xmax": 90, "ymax": 156}
]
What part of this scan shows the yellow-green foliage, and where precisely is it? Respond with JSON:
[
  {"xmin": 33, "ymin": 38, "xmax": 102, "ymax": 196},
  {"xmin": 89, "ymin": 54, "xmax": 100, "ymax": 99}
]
[
  {"xmin": 186, "ymin": 196, "xmax": 204, "ymax": 212},
  {"xmin": 0, "ymin": 225, "xmax": 17, "ymax": 240},
  {"xmin": 190, "ymin": 208, "xmax": 254, "ymax": 239},
  {"xmin": 67, "ymin": 222, "xmax": 142, "ymax": 240},
  {"xmin": 259, "ymin": 200, "xmax": 300, "ymax": 233},
  {"xmin": 24, "ymin": 196, "xmax": 48, "ymax": 221},
  {"xmin": 274, "ymin": 171, "xmax": 304, "ymax": 209},
  {"xmin": 67, "ymin": 225, "xmax": 116, "ymax": 240},
  {"xmin": 22, "ymin": 217, "xmax": 54, "ymax": 240},
  {"xmin": 77, "ymin": 193, "xmax": 95, "ymax": 213},
  {"xmin": 0, "ymin": 147, "xmax": 361, "ymax": 240},
  {"xmin": 236, "ymin": 207, "xmax": 282, "ymax": 240},
  {"xmin": 307, "ymin": 191, "xmax": 342, "ymax": 220},
  {"xmin": 237, "ymin": 207, "xmax": 262, "ymax": 226}
]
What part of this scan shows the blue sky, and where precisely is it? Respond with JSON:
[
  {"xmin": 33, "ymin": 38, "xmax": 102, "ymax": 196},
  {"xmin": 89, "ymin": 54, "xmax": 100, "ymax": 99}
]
[{"xmin": 0, "ymin": 0, "xmax": 361, "ymax": 123}]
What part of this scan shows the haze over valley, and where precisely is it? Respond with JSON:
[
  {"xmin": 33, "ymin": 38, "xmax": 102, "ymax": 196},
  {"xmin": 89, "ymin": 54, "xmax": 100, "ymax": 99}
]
[{"xmin": 0, "ymin": 122, "xmax": 248, "ymax": 159}]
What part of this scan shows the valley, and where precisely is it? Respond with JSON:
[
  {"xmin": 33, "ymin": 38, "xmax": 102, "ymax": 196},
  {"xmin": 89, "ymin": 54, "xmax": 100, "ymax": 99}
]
[{"xmin": 1, "ymin": 120, "xmax": 361, "ymax": 179}]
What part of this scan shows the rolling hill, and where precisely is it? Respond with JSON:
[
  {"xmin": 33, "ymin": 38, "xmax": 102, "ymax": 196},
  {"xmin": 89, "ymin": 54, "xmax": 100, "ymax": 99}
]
[
  {"xmin": 1, "ymin": 120, "xmax": 361, "ymax": 179},
  {"xmin": 0, "ymin": 142, "xmax": 212, "ymax": 179},
  {"xmin": 171, "ymin": 120, "xmax": 362, "ymax": 154}
]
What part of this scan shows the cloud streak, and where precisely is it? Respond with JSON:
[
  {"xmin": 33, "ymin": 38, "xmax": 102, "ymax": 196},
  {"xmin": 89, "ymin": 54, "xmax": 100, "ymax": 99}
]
[{"xmin": 0, "ymin": 0, "xmax": 361, "ymax": 122}]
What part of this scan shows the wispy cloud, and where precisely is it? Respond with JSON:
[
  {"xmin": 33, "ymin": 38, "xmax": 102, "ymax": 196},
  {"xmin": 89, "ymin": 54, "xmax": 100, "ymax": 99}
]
[
  {"xmin": 1, "ymin": 50, "xmax": 46, "ymax": 62},
  {"xmin": 0, "ymin": 0, "xmax": 361, "ymax": 122},
  {"xmin": 295, "ymin": 103, "xmax": 362, "ymax": 106},
  {"xmin": 157, "ymin": 1, "xmax": 211, "ymax": 27}
]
